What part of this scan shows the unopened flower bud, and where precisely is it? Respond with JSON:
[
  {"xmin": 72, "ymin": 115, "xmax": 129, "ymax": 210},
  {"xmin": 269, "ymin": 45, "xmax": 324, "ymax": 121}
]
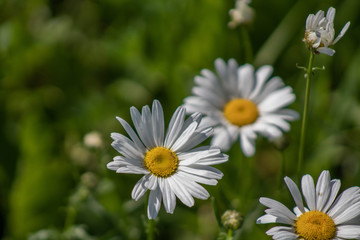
[{"xmin": 221, "ymin": 210, "xmax": 243, "ymax": 231}]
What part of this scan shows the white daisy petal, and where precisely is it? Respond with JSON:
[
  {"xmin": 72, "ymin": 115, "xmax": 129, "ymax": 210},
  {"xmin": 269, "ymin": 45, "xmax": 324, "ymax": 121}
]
[
  {"xmin": 271, "ymin": 232, "xmax": 298, "ymax": 240},
  {"xmin": 196, "ymin": 153, "xmax": 229, "ymax": 165},
  {"xmin": 249, "ymin": 65, "xmax": 273, "ymax": 99},
  {"xmin": 328, "ymin": 186, "xmax": 360, "ymax": 219},
  {"xmin": 272, "ymin": 109, "xmax": 299, "ymax": 121},
  {"xmin": 258, "ymin": 87, "xmax": 295, "ymax": 112},
  {"xmin": 251, "ymin": 121, "xmax": 282, "ymax": 139},
  {"xmin": 317, "ymin": 47, "xmax": 335, "ymax": 56},
  {"xmin": 284, "ymin": 177, "xmax": 305, "ymax": 213},
  {"xmin": 336, "ymin": 225, "xmax": 360, "ymax": 239},
  {"xmin": 180, "ymin": 165, "xmax": 223, "ymax": 179},
  {"xmin": 167, "ymin": 176, "xmax": 194, "ymax": 207},
  {"xmin": 227, "ymin": 58, "xmax": 240, "ymax": 96},
  {"xmin": 237, "ymin": 64, "xmax": 255, "ymax": 98},
  {"xmin": 164, "ymin": 106, "xmax": 186, "ymax": 148},
  {"xmin": 116, "ymin": 117, "xmax": 146, "ymax": 152},
  {"xmin": 253, "ymin": 76, "xmax": 284, "ymax": 103},
  {"xmin": 141, "ymin": 105, "xmax": 157, "ymax": 148},
  {"xmin": 178, "ymin": 148, "xmax": 220, "ymax": 166},
  {"xmin": 183, "ymin": 96, "xmax": 218, "ymax": 113},
  {"xmin": 147, "ymin": 186, "xmax": 162, "ymax": 219},
  {"xmin": 171, "ymin": 121, "xmax": 198, "ymax": 152},
  {"xmin": 111, "ymin": 139, "xmax": 143, "ymax": 160},
  {"xmin": 240, "ymin": 132, "xmax": 256, "ymax": 157},
  {"xmin": 130, "ymin": 106, "xmax": 154, "ymax": 149},
  {"xmin": 192, "ymin": 86, "xmax": 227, "ymax": 108},
  {"xmin": 211, "ymin": 125, "xmax": 239, "ymax": 152},
  {"xmin": 132, "ymin": 175, "xmax": 149, "ymax": 200},
  {"xmin": 159, "ymin": 178, "xmax": 176, "ymax": 214},
  {"xmin": 215, "ymin": 58, "xmax": 230, "ymax": 91},
  {"xmin": 315, "ymin": 170, "xmax": 331, "ymax": 211},
  {"xmin": 257, "ymin": 214, "xmax": 293, "ymax": 225},
  {"xmin": 144, "ymin": 174, "xmax": 158, "ymax": 190},
  {"xmin": 333, "ymin": 21, "xmax": 350, "ymax": 45},
  {"xmin": 325, "ymin": 7, "xmax": 335, "ymax": 23},
  {"xmin": 306, "ymin": 14, "xmax": 315, "ymax": 30},
  {"xmin": 301, "ymin": 174, "xmax": 316, "ymax": 211},
  {"xmin": 194, "ymin": 75, "xmax": 224, "ymax": 96},
  {"xmin": 259, "ymin": 197, "xmax": 296, "ymax": 221},
  {"xmin": 293, "ymin": 206, "xmax": 305, "ymax": 217},
  {"xmin": 322, "ymin": 179, "xmax": 341, "ymax": 213},
  {"xmin": 259, "ymin": 115, "xmax": 290, "ymax": 131},
  {"xmin": 266, "ymin": 226, "xmax": 294, "ymax": 235},
  {"xmin": 182, "ymin": 112, "xmax": 202, "ymax": 129},
  {"xmin": 151, "ymin": 100, "xmax": 164, "ymax": 146},
  {"xmin": 177, "ymin": 170, "xmax": 218, "ymax": 186},
  {"xmin": 176, "ymin": 127, "xmax": 213, "ymax": 153},
  {"xmin": 200, "ymin": 69, "xmax": 225, "ymax": 97},
  {"xmin": 333, "ymin": 201, "xmax": 360, "ymax": 225},
  {"xmin": 198, "ymin": 115, "xmax": 221, "ymax": 129},
  {"xmin": 256, "ymin": 214, "xmax": 277, "ymax": 224},
  {"xmin": 115, "ymin": 166, "xmax": 148, "ymax": 174},
  {"xmin": 175, "ymin": 175, "xmax": 210, "ymax": 200},
  {"xmin": 112, "ymin": 156, "xmax": 143, "ymax": 167}
]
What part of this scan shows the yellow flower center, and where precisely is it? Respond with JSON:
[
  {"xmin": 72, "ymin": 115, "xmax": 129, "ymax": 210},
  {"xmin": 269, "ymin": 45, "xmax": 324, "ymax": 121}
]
[
  {"xmin": 223, "ymin": 98, "xmax": 259, "ymax": 127},
  {"xmin": 295, "ymin": 210, "xmax": 336, "ymax": 240},
  {"xmin": 144, "ymin": 147, "xmax": 179, "ymax": 178}
]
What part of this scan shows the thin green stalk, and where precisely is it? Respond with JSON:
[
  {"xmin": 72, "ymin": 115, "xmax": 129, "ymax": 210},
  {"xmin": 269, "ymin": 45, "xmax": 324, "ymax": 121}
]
[
  {"xmin": 241, "ymin": 27, "xmax": 253, "ymax": 63},
  {"xmin": 278, "ymin": 150, "xmax": 286, "ymax": 188},
  {"xmin": 64, "ymin": 206, "xmax": 77, "ymax": 230},
  {"xmin": 146, "ymin": 219, "xmax": 156, "ymax": 240},
  {"xmin": 226, "ymin": 229, "xmax": 233, "ymax": 240},
  {"xmin": 298, "ymin": 51, "xmax": 315, "ymax": 174}
]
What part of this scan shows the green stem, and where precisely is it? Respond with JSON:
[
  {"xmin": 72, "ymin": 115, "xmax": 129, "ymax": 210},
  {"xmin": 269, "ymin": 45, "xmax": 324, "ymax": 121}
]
[
  {"xmin": 278, "ymin": 150, "xmax": 286, "ymax": 188},
  {"xmin": 226, "ymin": 229, "xmax": 233, "ymax": 240},
  {"xmin": 146, "ymin": 219, "xmax": 156, "ymax": 240},
  {"xmin": 64, "ymin": 206, "xmax": 77, "ymax": 230},
  {"xmin": 298, "ymin": 51, "xmax": 315, "ymax": 175},
  {"xmin": 241, "ymin": 27, "xmax": 253, "ymax": 63}
]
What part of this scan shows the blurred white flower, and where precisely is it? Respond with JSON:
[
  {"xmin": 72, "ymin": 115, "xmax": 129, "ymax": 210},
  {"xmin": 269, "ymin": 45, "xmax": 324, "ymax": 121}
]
[
  {"xmin": 84, "ymin": 131, "xmax": 103, "ymax": 149},
  {"xmin": 257, "ymin": 170, "xmax": 360, "ymax": 240},
  {"xmin": 303, "ymin": 7, "xmax": 350, "ymax": 56},
  {"xmin": 183, "ymin": 58, "xmax": 298, "ymax": 157},
  {"xmin": 228, "ymin": 0, "xmax": 254, "ymax": 28},
  {"xmin": 107, "ymin": 100, "xmax": 228, "ymax": 219}
]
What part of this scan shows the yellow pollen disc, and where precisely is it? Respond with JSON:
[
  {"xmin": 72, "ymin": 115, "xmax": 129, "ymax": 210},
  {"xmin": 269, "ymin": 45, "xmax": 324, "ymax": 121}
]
[
  {"xmin": 295, "ymin": 210, "xmax": 336, "ymax": 240},
  {"xmin": 144, "ymin": 147, "xmax": 179, "ymax": 178},
  {"xmin": 223, "ymin": 98, "xmax": 259, "ymax": 127}
]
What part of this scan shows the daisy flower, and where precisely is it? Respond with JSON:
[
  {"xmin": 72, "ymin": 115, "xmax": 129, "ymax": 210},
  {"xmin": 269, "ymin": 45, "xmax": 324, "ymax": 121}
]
[
  {"xmin": 183, "ymin": 58, "xmax": 298, "ymax": 157},
  {"xmin": 303, "ymin": 7, "xmax": 350, "ymax": 56},
  {"xmin": 107, "ymin": 100, "xmax": 228, "ymax": 219},
  {"xmin": 257, "ymin": 170, "xmax": 360, "ymax": 239}
]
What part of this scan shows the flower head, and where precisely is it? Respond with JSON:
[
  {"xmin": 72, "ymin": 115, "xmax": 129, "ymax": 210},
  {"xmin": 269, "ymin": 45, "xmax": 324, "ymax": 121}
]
[
  {"xmin": 228, "ymin": 0, "xmax": 254, "ymax": 28},
  {"xmin": 257, "ymin": 170, "xmax": 360, "ymax": 239},
  {"xmin": 107, "ymin": 100, "xmax": 228, "ymax": 219},
  {"xmin": 303, "ymin": 7, "xmax": 350, "ymax": 56},
  {"xmin": 221, "ymin": 210, "xmax": 243, "ymax": 231},
  {"xmin": 183, "ymin": 58, "xmax": 298, "ymax": 156}
]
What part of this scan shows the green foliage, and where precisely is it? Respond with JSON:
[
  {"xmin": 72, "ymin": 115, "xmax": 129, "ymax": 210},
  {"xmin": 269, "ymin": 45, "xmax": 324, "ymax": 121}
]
[{"xmin": 0, "ymin": 0, "xmax": 360, "ymax": 239}]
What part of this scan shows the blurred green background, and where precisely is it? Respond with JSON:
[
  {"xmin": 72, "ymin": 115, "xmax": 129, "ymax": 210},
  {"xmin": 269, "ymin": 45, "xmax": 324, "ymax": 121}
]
[{"xmin": 1, "ymin": 0, "xmax": 360, "ymax": 239}]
